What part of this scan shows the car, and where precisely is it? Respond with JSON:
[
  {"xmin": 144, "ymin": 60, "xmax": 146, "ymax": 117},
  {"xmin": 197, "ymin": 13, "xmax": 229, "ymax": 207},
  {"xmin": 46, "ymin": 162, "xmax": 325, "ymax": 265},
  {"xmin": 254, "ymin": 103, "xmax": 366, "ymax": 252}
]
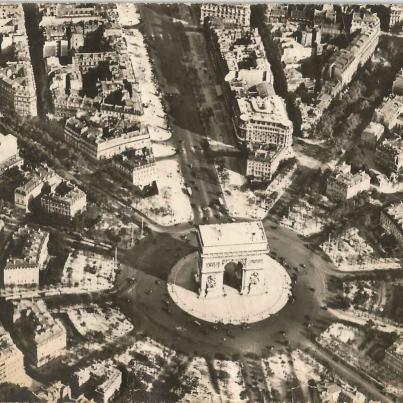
[{"xmin": 145, "ymin": 289, "xmax": 153, "ymax": 295}]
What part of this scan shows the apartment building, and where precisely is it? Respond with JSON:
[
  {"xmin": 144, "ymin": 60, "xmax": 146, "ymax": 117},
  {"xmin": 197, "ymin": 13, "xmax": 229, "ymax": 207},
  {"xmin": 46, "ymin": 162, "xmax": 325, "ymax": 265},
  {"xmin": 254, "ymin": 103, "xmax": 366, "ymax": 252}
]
[
  {"xmin": 323, "ymin": 11, "xmax": 380, "ymax": 87},
  {"xmin": 206, "ymin": 19, "xmax": 292, "ymax": 151},
  {"xmin": 326, "ymin": 163, "xmax": 371, "ymax": 201},
  {"xmin": 266, "ymin": 5, "xmax": 288, "ymax": 24},
  {"xmin": 41, "ymin": 181, "xmax": 87, "ymax": 218},
  {"xmin": 112, "ymin": 148, "xmax": 157, "ymax": 189},
  {"xmin": 392, "ymin": 68, "xmax": 403, "ymax": 95},
  {"xmin": 64, "ymin": 116, "xmax": 151, "ymax": 160},
  {"xmin": 390, "ymin": 5, "xmax": 403, "ymax": 28},
  {"xmin": 0, "ymin": 62, "xmax": 38, "ymax": 117},
  {"xmin": 0, "ymin": 324, "xmax": 26, "ymax": 384},
  {"xmin": 15, "ymin": 166, "xmax": 62, "ymax": 212},
  {"xmin": 380, "ymin": 203, "xmax": 403, "ymax": 246},
  {"xmin": 0, "ymin": 132, "xmax": 23, "ymax": 174},
  {"xmin": 374, "ymin": 95, "xmax": 403, "ymax": 131},
  {"xmin": 236, "ymin": 95, "xmax": 293, "ymax": 147},
  {"xmin": 361, "ymin": 122, "xmax": 384, "ymax": 148},
  {"xmin": 246, "ymin": 145, "xmax": 291, "ymax": 181},
  {"xmin": 210, "ymin": 26, "xmax": 273, "ymax": 91},
  {"xmin": 200, "ymin": 4, "xmax": 250, "ymax": 27},
  {"xmin": 384, "ymin": 337, "xmax": 403, "ymax": 377},
  {"xmin": 12, "ymin": 299, "xmax": 67, "ymax": 367},
  {"xmin": 0, "ymin": 4, "xmax": 37, "ymax": 117},
  {"xmin": 72, "ymin": 360, "xmax": 122, "ymax": 403},
  {"xmin": 376, "ymin": 137, "xmax": 403, "ymax": 174},
  {"xmin": 3, "ymin": 226, "xmax": 49, "ymax": 287}
]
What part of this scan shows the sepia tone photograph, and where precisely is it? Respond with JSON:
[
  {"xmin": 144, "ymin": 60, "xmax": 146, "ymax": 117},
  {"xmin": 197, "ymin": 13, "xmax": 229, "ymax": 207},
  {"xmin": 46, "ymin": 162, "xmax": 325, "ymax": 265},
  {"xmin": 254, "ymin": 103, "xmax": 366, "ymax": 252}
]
[{"xmin": 0, "ymin": 1, "xmax": 402, "ymax": 402}]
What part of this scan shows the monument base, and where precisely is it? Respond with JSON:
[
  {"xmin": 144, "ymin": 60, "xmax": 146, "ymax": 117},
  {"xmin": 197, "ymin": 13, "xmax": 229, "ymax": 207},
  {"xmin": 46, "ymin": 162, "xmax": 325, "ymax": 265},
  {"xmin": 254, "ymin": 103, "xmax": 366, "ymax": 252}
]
[{"xmin": 168, "ymin": 252, "xmax": 292, "ymax": 325}]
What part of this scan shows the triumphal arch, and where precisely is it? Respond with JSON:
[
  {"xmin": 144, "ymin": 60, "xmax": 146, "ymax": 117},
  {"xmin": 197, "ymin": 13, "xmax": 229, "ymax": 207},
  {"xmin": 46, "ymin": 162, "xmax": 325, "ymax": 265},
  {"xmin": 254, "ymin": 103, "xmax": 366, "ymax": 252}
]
[{"xmin": 196, "ymin": 221, "xmax": 269, "ymax": 298}]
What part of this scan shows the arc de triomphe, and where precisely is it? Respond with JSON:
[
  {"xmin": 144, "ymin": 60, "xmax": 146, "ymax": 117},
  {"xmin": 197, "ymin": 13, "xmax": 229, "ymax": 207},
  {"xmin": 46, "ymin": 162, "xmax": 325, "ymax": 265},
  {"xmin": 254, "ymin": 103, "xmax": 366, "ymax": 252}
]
[{"xmin": 195, "ymin": 221, "xmax": 269, "ymax": 298}]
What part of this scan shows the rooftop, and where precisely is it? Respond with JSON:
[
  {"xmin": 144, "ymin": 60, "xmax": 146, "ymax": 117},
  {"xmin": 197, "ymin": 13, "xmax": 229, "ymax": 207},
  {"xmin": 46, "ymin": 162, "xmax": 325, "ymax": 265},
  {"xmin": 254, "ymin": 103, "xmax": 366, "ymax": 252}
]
[
  {"xmin": 14, "ymin": 299, "xmax": 66, "ymax": 345},
  {"xmin": 330, "ymin": 163, "xmax": 370, "ymax": 187},
  {"xmin": 42, "ymin": 181, "xmax": 86, "ymax": 204},
  {"xmin": 198, "ymin": 221, "xmax": 267, "ymax": 248},
  {"xmin": 113, "ymin": 148, "xmax": 155, "ymax": 170},
  {"xmin": 0, "ymin": 324, "xmax": 22, "ymax": 360},
  {"xmin": 65, "ymin": 115, "xmax": 144, "ymax": 144},
  {"xmin": 5, "ymin": 226, "xmax": 49, "ymax": 270},
  {"xmin": 249, "ymin": 144, "xmax": 286, "ymax": 162},
  {"xmin": 238, "ymin": 95, "xmax": 292, "ymax": 127}
]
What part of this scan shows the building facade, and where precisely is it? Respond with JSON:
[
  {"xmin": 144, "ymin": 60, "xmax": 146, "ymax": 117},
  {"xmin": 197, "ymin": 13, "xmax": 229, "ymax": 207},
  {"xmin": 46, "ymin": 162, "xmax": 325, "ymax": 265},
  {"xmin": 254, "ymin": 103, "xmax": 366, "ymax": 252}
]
[
  {"xmin": 72, "ymin": 360, "xmax": 122, "ymax": 403},
  {"xmin": 200, "ymin": 4, "xmax": 250, "ymax": 27},
  {"xmin": 12, "ymin": 299, "xmax": 67, "ymax": 367},
  {"xmin": 384, "ymin": 337, "xmax": 403, "ymax": 377},
  {"xmin": 0, "ymin": 325, "xmax": 26, "ymax": 384},
  {"xmin": 376, "ymin": 138, "xmax": 403, "ymax": 174},
  {"xmin": 0, "ymin": 63, "xmax": 38, "ymax": 117},
  {"xmin": 64, "ymin": 117, "xmax": 151, "ymax": 160},
  {"xmin": 14, "ymin": 167, "xmax": 62, "ymax": 212},
  {"xmin": 41, "ymin": 182, "xmax": 87, "ymax": 218},
  {"xmin": 0, "ymin": 132, "xmax": 23, "ymax": 174},
  {"xmin": 236, "ymin": 96, "xmax": 293, "ymax": 147},
  {"xmin": 3, "ymin": 226, "xmax": 49, "ymax": 287},
  {"xmin": 111, "ymin": 148, "xmax": 157, "ymax": 188},
  {"xmin": 323, "ymin": 11, "xmax": 380, "ymax": 88},
  {"xmin": 380, "ymin": 203, "xmax": 403, "ymax": 246},
  {"xmin": 390, "ymin": 5, "xmax": 403, "ymax": 28},
  {"xmin": 246, "ymin": 146, "xmax": 291, "ymax": 181},
  {"xmin": 392, "ymin": 68, "xmax": 403, "ymax": 95},
  {"xmin": 361, "ymin": 122, "xmax": 384, "ymax": 148},
  {"xmin": 326, "ymin": 163, "xmax": 371, "ymax": 201}
]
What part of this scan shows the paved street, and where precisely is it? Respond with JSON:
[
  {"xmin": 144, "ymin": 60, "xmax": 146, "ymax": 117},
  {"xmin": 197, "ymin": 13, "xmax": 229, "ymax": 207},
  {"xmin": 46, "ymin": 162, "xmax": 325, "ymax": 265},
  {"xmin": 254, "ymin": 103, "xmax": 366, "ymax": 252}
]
[
  {"xmin": 114, "ymin": 216, "xmax": 393, "ymax": 401},
  {"xmin": 140, "ymin": 4, "xmax": 240, "ymax": 224}
]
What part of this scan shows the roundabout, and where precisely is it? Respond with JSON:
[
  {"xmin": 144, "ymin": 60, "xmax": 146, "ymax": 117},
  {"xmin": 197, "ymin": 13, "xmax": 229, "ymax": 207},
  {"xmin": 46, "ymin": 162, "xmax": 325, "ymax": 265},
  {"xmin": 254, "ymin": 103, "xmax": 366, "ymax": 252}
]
[
  {"xmin": 167, "ymin": 251, "xmax": 292, "ymax": 324},
  {"xmin": 116, "ymin": 218, "xmax": 333, "ymax": 356}
]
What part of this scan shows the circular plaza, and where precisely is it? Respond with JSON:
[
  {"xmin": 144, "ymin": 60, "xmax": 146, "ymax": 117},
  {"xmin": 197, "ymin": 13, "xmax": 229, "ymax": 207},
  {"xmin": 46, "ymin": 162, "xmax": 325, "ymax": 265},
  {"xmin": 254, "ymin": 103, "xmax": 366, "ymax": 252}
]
[{"xmin": 167, "ymin": 251, "xmax": 292, "ymax": 325}]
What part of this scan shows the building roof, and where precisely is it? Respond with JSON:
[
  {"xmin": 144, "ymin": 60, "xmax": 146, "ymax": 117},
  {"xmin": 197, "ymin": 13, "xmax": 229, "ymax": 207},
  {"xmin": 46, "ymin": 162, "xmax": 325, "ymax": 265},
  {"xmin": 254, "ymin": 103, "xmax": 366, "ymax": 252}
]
[
  {"xmin": 5, "ymin": 226, "xmax": 49, "ymax": 270},
  {"xmin": 198, "ymin": 221, "xmax": 267, "ymax": 248},
  {"xmin": 112, "ymin": 147, "xmax": 155, "ymax": 170},
  {"xmin": 237, "ymin": 95, "xmax": 292, "ymax": 128},
  {"xmin": 248, "ymin": 144, "xmax": 286, "ymax": 163},
  {"xmin": 42, "ymin": 181, "xmax": 86, "ymax": 205},
  {"xmin": 0, "ymin": 323, "xmax": 22, "ymax": 361},
  {"xmin": 329, "ymin": 163, "xmax": 370, "ymax": 188}
]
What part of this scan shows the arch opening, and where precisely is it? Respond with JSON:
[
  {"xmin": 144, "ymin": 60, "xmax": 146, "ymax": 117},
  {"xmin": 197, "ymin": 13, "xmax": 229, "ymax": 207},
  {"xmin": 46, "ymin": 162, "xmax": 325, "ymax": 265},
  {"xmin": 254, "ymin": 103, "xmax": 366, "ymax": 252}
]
[{"xmin": 223, "ymin": 261, "xmax": 243, "ymax": 292}]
